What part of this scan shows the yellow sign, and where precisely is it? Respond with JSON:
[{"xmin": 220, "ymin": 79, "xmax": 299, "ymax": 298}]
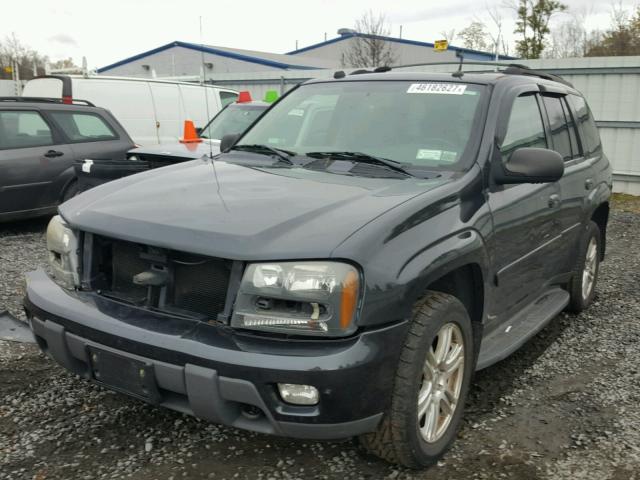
[
  {"xmin": 434, "ymin": 40, "xmax": 448, "ymax": 52},
  {"xmin": 3, "ymin": 66, "xmax": 12, "ymax": 74}
]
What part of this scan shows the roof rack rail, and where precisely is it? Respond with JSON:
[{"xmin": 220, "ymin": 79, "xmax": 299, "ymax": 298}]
[
  {"xmin": 0, "ymin": 97, "xmax": 96, "ymax": 107},
  {"xmin": 390, "ymin": 60, "xmax": 574, "ymax": 88},
  {"xmin": 501, "ymin": 66, "xmax": 573, "ymax": 88}
]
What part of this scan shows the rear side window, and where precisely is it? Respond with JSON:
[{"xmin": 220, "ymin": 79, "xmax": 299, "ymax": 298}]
[
  {"xmin": 562, "ymin": 98, "xmax": 581, "ymax": 157},
  {"xmin": 0, "ymin": 110, "xmax": 54, "ymax": 149},
  {"xmin": 220, "ymin": 91, "xmax": 238, "ymax": 107},
  {"xmin": 568, "ymin": 95, "xmax": 601, "ymax": 156},
  {"xmin": 49, "ymin": 112, "xmax": 118, "ymax": 143},
  {"xmin": 542, "ymin": 96, "xmax": 573, "ymax": 161},
  {"xmin": 501, "ymin": 94, "xmax": 547, "ymax": 160}
]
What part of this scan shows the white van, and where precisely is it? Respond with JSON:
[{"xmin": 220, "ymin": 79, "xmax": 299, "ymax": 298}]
[{"xmin": 22, "ymin": 75, "xmax": 238, "ymax": 145}]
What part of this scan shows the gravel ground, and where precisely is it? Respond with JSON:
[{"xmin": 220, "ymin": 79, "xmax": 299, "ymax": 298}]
[{"xmin": 1, "ymin": 209, "xmax": 639, "ymax": 480}]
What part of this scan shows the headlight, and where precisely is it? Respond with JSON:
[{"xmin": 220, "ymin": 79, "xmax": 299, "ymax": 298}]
[
  {"xmin": 231, "ymin": 261, "xmax": 360, "ymax": 337},
  {"xmin": 128, "ymin": 155, "xmax": 139, "ymax": 161},
  {"xmin": 46, "ymin": 215, "xmax": 80, "ymax": 289}
]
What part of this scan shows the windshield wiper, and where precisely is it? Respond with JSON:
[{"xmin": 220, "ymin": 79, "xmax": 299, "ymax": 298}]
[
  {"xmin": 229, "ymin": 144, "xmax": 295, "ymax": 165},
  {"xmin": 305, "ymin": 151, "xmax": 414, "ymax": 176}
]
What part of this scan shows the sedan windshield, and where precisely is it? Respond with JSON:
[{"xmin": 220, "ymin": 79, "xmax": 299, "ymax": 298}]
[
  {"xmin": 200, "ymin": 104, "xmax": 266, "ymax": 140},
  {"xmin": 237, "ymin": 80, "xmax": 486, "ymax": 170}
]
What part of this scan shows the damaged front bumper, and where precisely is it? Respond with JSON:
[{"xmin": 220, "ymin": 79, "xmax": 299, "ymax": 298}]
[{"xmin": 23, "ymin": 268, "xmax": 408, "ymax": 440}]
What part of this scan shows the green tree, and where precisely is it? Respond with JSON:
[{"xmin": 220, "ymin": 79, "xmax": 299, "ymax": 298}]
[
  {"xmin": 586, "ymin": 7, "xmax": 640, "ymax": 56},
  {"xmin": 457, "ymin": 22, "xmax": 489, "ymax": 51},
  {"xmin": 514, "ymin": 0, "xmax": 567, "ymax": 59}
]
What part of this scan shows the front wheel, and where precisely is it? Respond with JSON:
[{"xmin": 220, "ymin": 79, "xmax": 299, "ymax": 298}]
[{"xmin": 360, "ymin": 291, "xmax": 475, "ymax": 468}]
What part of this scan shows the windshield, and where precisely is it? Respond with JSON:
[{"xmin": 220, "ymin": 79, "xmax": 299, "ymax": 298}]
[
  {"xmin": 200, "ymin": 104, "xmax": 266, "ymax": 140},
  {"xmin": 237, "ymin": 80, "xmax": 486, "ymax": 170}
]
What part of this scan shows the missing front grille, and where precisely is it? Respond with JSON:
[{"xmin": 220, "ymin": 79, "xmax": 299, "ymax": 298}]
[
  {"xmin": 89, "ymin": 236, "xmax": 231, "ymax": 320},
  {"xmin": 171, "ymin": 253, "xmax": 231, "ymax": 318}
]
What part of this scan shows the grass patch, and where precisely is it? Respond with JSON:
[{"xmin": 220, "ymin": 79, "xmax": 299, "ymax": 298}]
[{"xmin": 611, "ymin": 193, "xmax": 640, "ymax": 213}]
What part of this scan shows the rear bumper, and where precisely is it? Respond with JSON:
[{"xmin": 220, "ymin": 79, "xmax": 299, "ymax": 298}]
[{"xmin": 24, "ymin": 269, "xmax": 408, "ymax": 439}]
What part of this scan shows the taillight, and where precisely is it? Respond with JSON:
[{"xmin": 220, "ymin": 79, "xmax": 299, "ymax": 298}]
[{"xmin": 62, "ymin": 95, "xmax": 72, "ymax": 104}]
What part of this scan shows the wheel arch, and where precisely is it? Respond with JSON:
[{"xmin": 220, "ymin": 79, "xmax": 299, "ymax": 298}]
[
  {"xmin": 590, "ymin": 202, "xmax": 609, "ymax": 261},
  {"xmin": 396, "ymin": 229, "xmax": 489, "ymax": 351},
  {"xmin": 57, "ymin": 166, "xmax": 78, "ymax": 202}
]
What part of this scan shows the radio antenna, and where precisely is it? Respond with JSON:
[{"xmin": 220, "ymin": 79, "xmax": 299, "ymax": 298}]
[
  {"xmin": 199, "ymin": 17, "xmax": 227, "ymax": 211},
  {"xmin": 200, "ymin": 16, "xmax": 214, "ymax": 161}
]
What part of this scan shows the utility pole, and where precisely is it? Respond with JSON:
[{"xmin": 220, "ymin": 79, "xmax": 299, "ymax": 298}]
[{"xmin": 13, "ymin": 59, "xmax": 21, "ymax": 95}]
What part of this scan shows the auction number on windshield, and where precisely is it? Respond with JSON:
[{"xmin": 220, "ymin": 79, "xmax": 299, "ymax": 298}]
[{"xmin": 407, "ymin": 83, "xmax": 467, "ymax": 95}]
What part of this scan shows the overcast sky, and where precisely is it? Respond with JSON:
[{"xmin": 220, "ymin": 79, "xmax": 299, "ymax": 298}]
[{"xmin": 4, "ymin": 0, "xmax": 636, "ymax": 69}]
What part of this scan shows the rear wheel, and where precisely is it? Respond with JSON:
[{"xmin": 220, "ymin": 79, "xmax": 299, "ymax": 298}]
[
  {"xmin": 567, "ymin": 221, "xmax": 601, "ymax": 312},
  {"xmin": 360, "ymin": 291, "xmax": 475, "ymax": 468}
]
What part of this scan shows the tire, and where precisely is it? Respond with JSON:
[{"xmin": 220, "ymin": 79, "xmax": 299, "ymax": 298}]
[
  {"xmin": 567, "ymin": 220, "xmax": 601, "ymax": 313},
  {"xmin": 359, "ymin": 291, "xmax": 475, "ymax": 468},
  {"xmin": 61, "ymin": 179, "xmax": 79, "ymax": 202}
]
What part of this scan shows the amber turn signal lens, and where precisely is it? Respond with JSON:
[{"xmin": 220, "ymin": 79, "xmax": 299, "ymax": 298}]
[{"xmin": 340, "ymin": 270, "xmax": 359, "ymax": 329}]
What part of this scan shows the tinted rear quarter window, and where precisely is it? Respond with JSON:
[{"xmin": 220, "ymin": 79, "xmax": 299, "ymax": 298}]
[
  {"xmin": 568, "ymin": 95, "xmax": 601, "ymax": 156},
  {"xmin": 49, "ymin": 112, "xmax": 118, "ymax": 143},
  {"xmin": 542, "ymin": 96, "xmax": 573, "ymax": 161},
  {"xmin": 562, "ymin": 98, "xmax": 581, "ymax": 158},
  {"xmin": 0, "ymin": 110, "xmax": 54, "ymax": 149},
  {"xmin": 501, "ymin": 94, "xmax": 547, "ymax": 161}
]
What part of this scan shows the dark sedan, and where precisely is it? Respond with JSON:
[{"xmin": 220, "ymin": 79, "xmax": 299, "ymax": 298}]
[{"xmin": 0, "ymin": 97, "xmax": 134, "ymax": 221}]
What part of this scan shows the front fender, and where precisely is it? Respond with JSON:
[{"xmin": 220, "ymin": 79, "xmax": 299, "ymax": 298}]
[
  {"xmin": 396, "ymin": 228, "xmax": 490, "ymax": 320},
  {"xmin": 332, "ymin": 167, "xmax": 493, "ymax": 328}
]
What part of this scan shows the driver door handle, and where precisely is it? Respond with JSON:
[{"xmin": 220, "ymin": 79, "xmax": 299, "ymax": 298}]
[
  {"xmin": 44, "ymin": 150, "xmax": 64, "ymax": 158},
  {"xmin": 548, "ymin": 194, "xmax": 561, "ymax": 209}
]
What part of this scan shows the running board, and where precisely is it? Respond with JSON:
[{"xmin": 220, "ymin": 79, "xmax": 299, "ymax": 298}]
[{"xmin": 476, "ymin": 288, "xmax": 569, "ymax": 370}]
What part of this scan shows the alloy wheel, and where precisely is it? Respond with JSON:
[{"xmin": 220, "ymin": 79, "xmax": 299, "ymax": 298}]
[
  {"xmin": 417, "ymin": 322, "xmax": 465, "ymax": 443},
  {"xmin": 582, "ymin": 237, "xmax": 598, "ymax": 301}
]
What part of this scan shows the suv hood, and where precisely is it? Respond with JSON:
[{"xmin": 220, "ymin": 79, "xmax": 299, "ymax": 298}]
[
  {"xmin": 129, "ymin": 141, "xmax": 220, "ymax": 160},
  {"xmin": 61, "ymin": 158, "xmax": 449, "ymax": 260}
]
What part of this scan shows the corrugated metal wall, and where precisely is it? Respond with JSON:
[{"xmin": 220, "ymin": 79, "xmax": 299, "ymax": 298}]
[{"xmin": 203, "ymin": 56, "xmax": 640, "ymax": 194}]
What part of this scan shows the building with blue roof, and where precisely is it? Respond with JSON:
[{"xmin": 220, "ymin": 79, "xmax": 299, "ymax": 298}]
[
  {"xmin": 288, "ymin": 30, "xmax": 514, "ymax": 65},
  {"xmin": 97, "ymin": 33, "xmax": 514, "ymax": 78}
]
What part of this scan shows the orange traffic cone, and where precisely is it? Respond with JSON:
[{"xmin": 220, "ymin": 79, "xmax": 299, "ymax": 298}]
[{"xmin": 180, "ymin": 120, "xmax": 202, "ymax": 143}]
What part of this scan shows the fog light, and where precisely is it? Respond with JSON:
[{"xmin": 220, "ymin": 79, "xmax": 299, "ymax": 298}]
[{"xmin": 278, "ymin": 383, "xmax": 319, "ymax": 405}]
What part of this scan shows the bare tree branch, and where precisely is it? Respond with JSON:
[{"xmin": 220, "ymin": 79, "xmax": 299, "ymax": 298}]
[{"xmin": 341, "ymin": 11, "xmax": 398, "ymax": 68}]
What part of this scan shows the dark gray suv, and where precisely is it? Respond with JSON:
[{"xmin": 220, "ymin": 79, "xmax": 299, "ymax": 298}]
[
  {"xmin": 24, "ymin": 66, "xmax": 611, "ymax": 469},
  {"xmin": 0, "ymin": 98, "xmax": 134, "ymax": 222}
]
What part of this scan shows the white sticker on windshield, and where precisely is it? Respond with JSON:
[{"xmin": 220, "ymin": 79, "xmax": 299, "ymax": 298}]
[
  {"xmin": 416, "ymin": 149, "xmax": 442, "ymax": 160},
  {"xmin": 288, "ymin": 108, "xmax": 305, "ymax": 116},
  {"xmin": 440, "ymin": 151, "xmax": 458, "ymax": 163},
  {"xmin": 407, "ymin": 83, "xmax": 467, "ymax": 95}
]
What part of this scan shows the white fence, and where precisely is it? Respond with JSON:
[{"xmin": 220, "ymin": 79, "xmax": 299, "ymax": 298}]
[{"xmin": 203, "ymin": 56, "xmax": 640, "ymax": 195}]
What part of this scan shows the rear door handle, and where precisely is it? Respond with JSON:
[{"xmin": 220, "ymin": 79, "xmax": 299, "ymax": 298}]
[
  {"xmin": 548, "ymin": 194, "xmax": 560, "ymax": 208},
  {"xmin": 44, "ymin": 150, "xmax": 64, "ymax": 158}
]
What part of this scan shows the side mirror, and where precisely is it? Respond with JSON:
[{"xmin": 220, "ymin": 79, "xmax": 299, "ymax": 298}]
[
  {"xmin": 195, "ymin": 127, "xmax": 203, "ymax": 136},
  {"xmin": 220, "ymin": 133, "xmax": 241, "ymax": 153},
  {"xmin": 494, "ymin": 147, "xmax": 564, "ymax": 185}
]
